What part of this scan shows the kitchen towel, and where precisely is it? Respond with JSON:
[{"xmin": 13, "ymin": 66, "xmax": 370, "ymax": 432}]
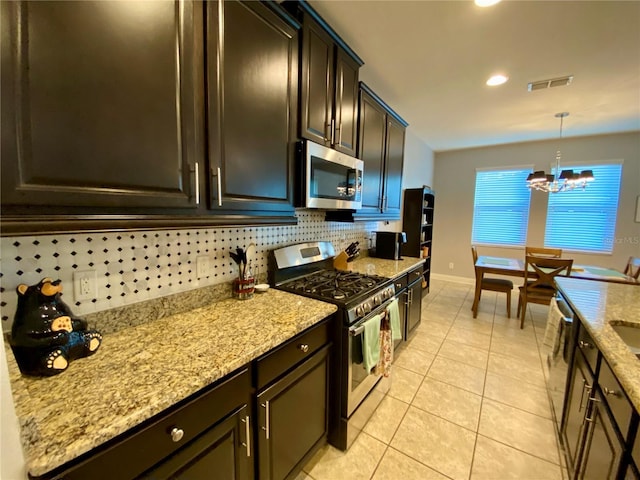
[
  {"xmin": 542, "ymin": 297, "xmax": 564, "ymax": 381},
  {"xmin": 362, "ymin": 313, "xmax": 382, "ymax": 373},
  {"xmin": 374, "ymin": 314, "xmax": 393, "ymax": 377},
  {"xmin": 387, "ymin": 298, "xmax": 402, "ymax": 341}
]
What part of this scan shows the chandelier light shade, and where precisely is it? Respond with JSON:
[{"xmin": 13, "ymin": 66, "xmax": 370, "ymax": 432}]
[{"xmin": 526, "ymin": 112, "xmax": 595, "ymax": 193}]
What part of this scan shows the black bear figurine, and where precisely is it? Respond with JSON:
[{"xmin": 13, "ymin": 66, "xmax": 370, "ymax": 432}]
[{"xmin": 10, "ymin": 278, "xmax": 102, "ymax": 377}]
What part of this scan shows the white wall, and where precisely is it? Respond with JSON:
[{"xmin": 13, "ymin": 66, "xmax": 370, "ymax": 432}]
[{"xmin": 432, "ymin": 131, "xmax": 640, "ymax": 280}]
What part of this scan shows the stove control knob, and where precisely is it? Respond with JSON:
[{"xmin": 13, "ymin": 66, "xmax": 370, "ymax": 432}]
[
  {"xmin": 373, "ymin": 295, "xmax": 382, "ymax": 306},
  {"xmin": 363, "ymin": 301, "xmax": 372, "ymax": 313},
  {"xmin": 356, "ymin": 305, "xmax": 364, "ymax": 317},
  {"xmin": 383, "ymin": 288, "xmax": 392, "ymax": 299}
]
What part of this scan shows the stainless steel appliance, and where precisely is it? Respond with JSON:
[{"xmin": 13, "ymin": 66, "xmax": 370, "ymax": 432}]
[
  {"xmin": 300, "ymin": 140, "xmax": 363, "ymax": 210},
  {"xmin": 544, "ymin": 294, "xmax": 575, "ymax": 435},
  {"xmin": 269, "ymin": 241, "xmax": 395, "ymax": 450},
  {"xmin": 371, "ymin": 231, "xmax": 406, "ymax": 260}
]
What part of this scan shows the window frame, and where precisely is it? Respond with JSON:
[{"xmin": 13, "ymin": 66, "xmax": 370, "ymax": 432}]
[
  {"xmin": 471, "ymin": 165, "xmax": 533, "ymax": 248},
  {"xmin": 543, "ymin": 160, "xmax": 624, "ymax": 255}
]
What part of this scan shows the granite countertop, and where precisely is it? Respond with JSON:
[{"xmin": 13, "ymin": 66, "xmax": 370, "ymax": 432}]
[
  {"xmin": 555, "ymin": 277, "xmax": 640, "ymax": 411},
  {"xmin": 346, "ymin": 255, "xmax": 425, "ymax": 279},
  {"xmin": 6, "ymin": 289, "xmax": 337, "ymax": 477}
]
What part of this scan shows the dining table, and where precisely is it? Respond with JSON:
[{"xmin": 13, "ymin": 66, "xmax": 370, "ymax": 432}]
[{"xmin": 472, "ymin": 255, "xmax": 639, "ymax": 317}]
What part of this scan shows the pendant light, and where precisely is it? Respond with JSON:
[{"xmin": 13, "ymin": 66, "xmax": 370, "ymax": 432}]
[{"xmin": 526, "ymin": 112, "xmax": 594, "ymax": 192}]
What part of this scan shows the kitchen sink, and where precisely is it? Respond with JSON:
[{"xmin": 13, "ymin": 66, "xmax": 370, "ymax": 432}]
[{"xmin": 610, "ymin": 323, "xmax": 640, "ymax": 358}]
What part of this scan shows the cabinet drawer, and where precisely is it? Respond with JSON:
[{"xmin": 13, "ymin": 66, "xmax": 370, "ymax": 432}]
[
  {"xmin": 407, "ymin": 266, "xmax": 423, "ymax": 284},
  {"xmin": 598, "ymin": 358, "xmax": 633, "ymax": 439},
  {"xmin": 57, "ymin": 368, "xmax": 250, "ymax": 480},
  {"xmin": 577, "ymin": 326, "xmax": 598, "ymax": 373},
  {"xmin": 393, "ymin": 274, "xmax": 408, "ymax": 291},
  {"xmin": 255, "ymin": 318, "xmax": 330, "ymax": 390}
]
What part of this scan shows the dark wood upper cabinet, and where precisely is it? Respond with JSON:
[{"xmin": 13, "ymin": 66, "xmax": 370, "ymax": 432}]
[
  {"xmin": 290, "ymin": 1, "xmax": 363, "ymax": 157},
  {"xmin": 206, "ymin": 1, "xmax": 299, "ymax": 216},
  {"xmin": 1, "ymin": 1, "xmax": 203, "ymax": 212},
  {"xmin": 331, "ymin": 83, "xmax": 407, "ymax": 222},
  {"xmin": 358, "ymin": 91, "xmax": 387, "ymax": 213}
]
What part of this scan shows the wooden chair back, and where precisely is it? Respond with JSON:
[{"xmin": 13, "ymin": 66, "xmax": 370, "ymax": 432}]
[
  {"xmin": 523, "ymin": 255, "xmax": 573, "ymax": 290},
  {"xmin": 471, "ymin": 245, "xmax": 479, "ymax": 264},
  {"xmin": 525, "ymin": 246, "xmax": 563, "ymax": 258},
  {"xmin": 624, "ymin": 256, "xmax": 640, "ymax": 280}
]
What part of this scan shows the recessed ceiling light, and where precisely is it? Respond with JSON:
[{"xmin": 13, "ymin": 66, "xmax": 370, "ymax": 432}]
[
  {"xmin": 475, "ymin": 0, "xmax": 502, "ymax": 7},
  {"xmin": 486, "ymin": 74, "xmax": 509, "ymax": 86}
]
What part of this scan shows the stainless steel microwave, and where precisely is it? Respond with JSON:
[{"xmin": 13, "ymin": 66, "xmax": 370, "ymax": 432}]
[{"xmin": 303, "ymin": 141, "xmax": 363, "ymax": 210}]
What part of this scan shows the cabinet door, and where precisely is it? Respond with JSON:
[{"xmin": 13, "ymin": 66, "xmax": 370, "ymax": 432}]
[
  {"xmin": 382, "ymin": 116, "xmax": 406, "ymax": 216},
  {"xmin": 406, "ymin": 278, "xmax": 422, "ymax": 338},
  {"xmin": 578, "ymin": 390, "xmax": 625, "ymax": 480},
  {"xmin": 257, "ymin": 345, "xmax": 330, "ymax": 480},
  {"xmin": 1, "ymin": 1, "xmax": 202, "ymax": 211},
  {"xmin": 207, "ymin": 1, "xmax": 297, "ymax": 215},
  {"xmin": 141, "ymin": 405, "xmax": 253, "ymax": 480},
  {"xmin": 357, "ymin": 90, "xmax": 386, "ymax": 213},
  {"xmin": 563, "ymin": 351, "xmax": 593, "ymax": 474},
  {"xmin": 299, "ymin": 16, "xmax": 333, "ymax": 147},
  {"xmin": 333, "ymin": 48, "xmax": 359, "ymax": 156}
]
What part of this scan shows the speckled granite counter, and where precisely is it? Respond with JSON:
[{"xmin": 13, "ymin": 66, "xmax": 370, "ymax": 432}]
[
  {"xmin": 556, "ymin": 277, "xmax": 640, "ymax": 411},
  {"xmin": 6, "ymin": 289, "xmax": 337, "ymax": 477},
  {"xmin": 346, "ymin": 255, "xmax": 425, "ymax": 279}
]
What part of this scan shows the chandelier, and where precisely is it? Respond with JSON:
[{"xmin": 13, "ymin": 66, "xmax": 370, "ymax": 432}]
[{"xmin": 526, "ymin": 112, "xmax": 594, "ymax": 193}]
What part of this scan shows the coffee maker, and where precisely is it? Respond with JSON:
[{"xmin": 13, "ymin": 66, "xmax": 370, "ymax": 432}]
[{"xmin": 371, "ymin": 232, "xmax": 406, "ymax": 260}]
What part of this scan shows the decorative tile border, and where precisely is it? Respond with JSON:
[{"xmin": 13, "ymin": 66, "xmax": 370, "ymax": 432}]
[{"xmin": 0, "ymin": 210, "xmax": 380, "ymax": 331}]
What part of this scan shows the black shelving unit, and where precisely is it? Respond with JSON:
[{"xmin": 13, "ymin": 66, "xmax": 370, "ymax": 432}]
[{"xmin": 402, "ymin": 187, "xmax": 435, "ymax": 295}]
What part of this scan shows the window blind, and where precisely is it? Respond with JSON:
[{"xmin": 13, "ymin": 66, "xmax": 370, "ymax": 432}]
[
  {"xmin": 472, "ymin": 168, "xmax": 532, "ymax": 247},
  {"xmin": 544, "ymin": 163, "xmax": 623, "ymax": 253}
]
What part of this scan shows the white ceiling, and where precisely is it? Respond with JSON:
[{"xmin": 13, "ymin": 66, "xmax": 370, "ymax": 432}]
[{"xmin": 309, "ymin": 0, "xmax": 640, "ymax": 152}]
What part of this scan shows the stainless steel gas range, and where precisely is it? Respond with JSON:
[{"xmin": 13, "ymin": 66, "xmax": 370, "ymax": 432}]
[{"xmin": 268, "ymin": 241, "xmax": 396, "ymax": 450}]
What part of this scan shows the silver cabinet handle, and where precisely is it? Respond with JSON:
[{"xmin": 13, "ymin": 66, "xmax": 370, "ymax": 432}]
[
  {"xmin": 603, "ymin": 386, "xmax": 620, "ymax": 397},
  {"xmin": 261, "ymin": 401, "xmax": 270, "ymax": 440},
  {"xmin": 337, "ymin": 121, "xmax": 342, "ymax": 146},
  {"xmin": 190, "ymin": 162, "xmax": 200, "ymax": 205},
  {"xmin": 241, "ymin": 415, "xmax": 251, "ymax": 457},
  {"xmin": 330, "ymin": 119, "xmax": 335, "ymax": 145},
  {"xmin": 584, "ymin": 396, "xmax": 600, "ymax": 423},
  {"xmin": 212, "ymin": 166, "xmax": 222, "ymax": 206},
  {"xmin": 578, "ymin": 380, "xmax": 592, "ymax": 413},
  {"xmin": 298, "ymin": 344, "xmax": 309, "ymax": 353},
  {"xmin": 170, "ymin": 427, "xmax": 184, "ymax": 443},
  {"xmin": 194, "ymin": 161, "xmax": 200, "ymax": 205}
]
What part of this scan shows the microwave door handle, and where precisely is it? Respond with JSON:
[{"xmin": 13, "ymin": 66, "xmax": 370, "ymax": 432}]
[{"xmin": 346, "ymin": 169, "xmax": 354, "ymax": 198}]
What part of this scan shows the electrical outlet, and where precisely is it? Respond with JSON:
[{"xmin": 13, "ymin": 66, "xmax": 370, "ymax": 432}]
[
  {"xmin": 196, "ymin": 256, "xmax": 211, "ymax": 280},
  {"xmin": 73, "ymin": 270, "xmax": 97, "ymax": 301},
  {"xmin": 449, "ymin": 262, "xmax": 454, "ymax": 270}
]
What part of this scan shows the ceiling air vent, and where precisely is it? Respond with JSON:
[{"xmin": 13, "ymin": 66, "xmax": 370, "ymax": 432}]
[{"xmin": 527, "ymin": 75, "xmax": 574, "ymax": 92}]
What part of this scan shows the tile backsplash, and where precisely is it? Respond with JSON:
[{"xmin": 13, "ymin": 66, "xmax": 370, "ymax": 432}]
[{"xmin": 0, "ymin": 210, "xmax": 382, "ymax": 332}]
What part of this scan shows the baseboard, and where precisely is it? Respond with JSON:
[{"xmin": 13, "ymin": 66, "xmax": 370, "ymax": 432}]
[{"xmin": 431, "ymin": 273, "xmax": 475, "ymax": 286}]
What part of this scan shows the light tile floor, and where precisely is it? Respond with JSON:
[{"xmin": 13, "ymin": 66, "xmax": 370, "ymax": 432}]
[{"xmin": 297, "ymin": 278, "xmax": 568, "ymax": 480}]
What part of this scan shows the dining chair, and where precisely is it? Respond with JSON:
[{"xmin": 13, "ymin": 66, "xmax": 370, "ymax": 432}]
[
  {"xmin": 623, "ymin": 256, "xmax": 640, "ymax": 280},
  {"xmin": 517, "ymin": 255, "xmax": 573, "ymax": 329},
  {"xmin": 525, "ymin": 246, "xmax": 563, "ymax": 258},
  {"xmin": 471, "ymin": 246, "xmax": 514, "ymax": 318}
]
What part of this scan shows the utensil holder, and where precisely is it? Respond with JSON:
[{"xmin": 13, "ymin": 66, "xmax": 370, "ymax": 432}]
[{"xmin": 233, "ymin": 277, "xmax": 255, "ymax": 300}]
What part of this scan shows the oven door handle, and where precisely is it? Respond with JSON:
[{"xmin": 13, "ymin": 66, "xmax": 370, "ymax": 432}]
[{"xmin": 349, "ymin": 302, "xmax": 392, "ymax": 336}]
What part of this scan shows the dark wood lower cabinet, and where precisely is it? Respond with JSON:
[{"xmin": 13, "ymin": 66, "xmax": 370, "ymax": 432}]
[
  {"xmin": 256, "ymin": 345, "xmax": 330, "ymax": 480},
  {"xmin": 578, "ymin": 388, "xmax": 625, "ymax": 480},
  {"xmin": 563, "ymin": 336, "xmax": 627, "ymax": 479},
  {"xmin": 405, "ymin": 267, "xmax": 423, "ymax": 338},
  {"xmin": 140, "ymin": 405, "xmax": 252, "ymax": 480}
]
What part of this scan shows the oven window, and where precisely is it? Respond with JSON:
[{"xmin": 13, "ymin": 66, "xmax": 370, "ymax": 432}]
[
  {"xmin": 350, "ymin": 333, "xmax": 371, "ymax": 391},
  {"xmin": 310, "ymin": 156, "xmax": 361, "ymax": 201}
]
